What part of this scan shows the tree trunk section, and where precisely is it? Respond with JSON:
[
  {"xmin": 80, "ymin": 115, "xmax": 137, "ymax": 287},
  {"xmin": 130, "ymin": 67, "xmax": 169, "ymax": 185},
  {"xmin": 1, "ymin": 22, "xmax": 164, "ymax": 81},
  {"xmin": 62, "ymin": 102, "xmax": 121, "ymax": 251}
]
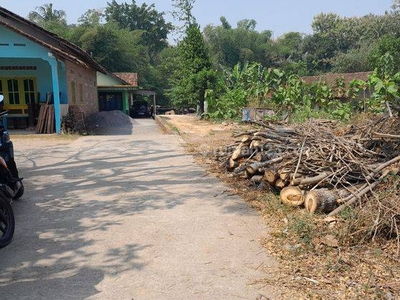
[
  {"xmin": 264, "ymin": 169, "xmax": 278, "ymax": 185},
  {"xmin": 280, "ymin": 186, "xmax": 304, "ymax": 206},
  {"xmin": 304, "ymin": 189, "xmax": 338, "ymax": 214}
]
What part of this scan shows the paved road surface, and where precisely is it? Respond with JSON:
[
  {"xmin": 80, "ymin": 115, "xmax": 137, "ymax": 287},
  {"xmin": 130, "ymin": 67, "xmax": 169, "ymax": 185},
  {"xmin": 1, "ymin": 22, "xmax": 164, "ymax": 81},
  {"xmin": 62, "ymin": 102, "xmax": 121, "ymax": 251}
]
[{"xmin": 0, "ymin": 119, "xmax": 278, "ymax": 299}]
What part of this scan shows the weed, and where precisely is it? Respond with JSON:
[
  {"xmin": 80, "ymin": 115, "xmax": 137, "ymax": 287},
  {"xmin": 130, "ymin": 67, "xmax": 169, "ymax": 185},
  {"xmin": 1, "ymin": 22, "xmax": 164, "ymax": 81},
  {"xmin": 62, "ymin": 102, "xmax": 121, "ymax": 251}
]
[{"xmin": 288, "ymin": 215, "xmax": 315, "ymax": 246}]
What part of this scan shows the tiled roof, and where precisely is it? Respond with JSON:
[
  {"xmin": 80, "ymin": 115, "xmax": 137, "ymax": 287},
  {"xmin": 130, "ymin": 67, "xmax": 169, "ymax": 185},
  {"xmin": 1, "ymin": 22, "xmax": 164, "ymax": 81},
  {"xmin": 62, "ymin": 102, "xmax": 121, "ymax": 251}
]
[{"xmin": 113, "ymin": 73, "xmax": 138, "ymax": 86}]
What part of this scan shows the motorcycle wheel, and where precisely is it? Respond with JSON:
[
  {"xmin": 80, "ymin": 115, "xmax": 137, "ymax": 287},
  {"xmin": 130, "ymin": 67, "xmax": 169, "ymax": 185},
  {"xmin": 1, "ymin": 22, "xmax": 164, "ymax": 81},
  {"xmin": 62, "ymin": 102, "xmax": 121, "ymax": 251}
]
[
  {"xmin": 13, "ymin": 182, "xmax": 24, "ymax": 200},
  {"xmin": 0, "ymin": 194, "xmax": 15, "ymax": 248}
]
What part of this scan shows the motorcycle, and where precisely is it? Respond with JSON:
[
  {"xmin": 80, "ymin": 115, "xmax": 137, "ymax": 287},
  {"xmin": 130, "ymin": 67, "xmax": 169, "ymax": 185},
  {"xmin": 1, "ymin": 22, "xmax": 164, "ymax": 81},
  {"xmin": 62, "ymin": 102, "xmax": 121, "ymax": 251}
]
[
  {"xmin": 0, "ymin": 165, "xmax": 16, "ymax": 248},
  {"xmin": 0, "ymin": 94, "xmax": 24, "ymax": 248}
]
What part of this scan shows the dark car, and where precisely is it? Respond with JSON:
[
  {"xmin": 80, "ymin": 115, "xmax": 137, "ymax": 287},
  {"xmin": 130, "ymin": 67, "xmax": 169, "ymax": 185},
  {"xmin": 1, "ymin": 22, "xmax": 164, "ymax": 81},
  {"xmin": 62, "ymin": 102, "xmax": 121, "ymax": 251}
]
[{"xmin": 130, "ymin": 100, "xmax": 150, "ymax": 118}]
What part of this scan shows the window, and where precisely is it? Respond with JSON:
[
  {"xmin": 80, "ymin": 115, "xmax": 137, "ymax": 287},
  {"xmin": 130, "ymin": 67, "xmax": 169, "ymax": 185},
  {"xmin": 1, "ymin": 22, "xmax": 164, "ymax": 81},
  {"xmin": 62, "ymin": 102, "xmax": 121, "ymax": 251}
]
[
  {"xmin": 7, "ymin": 79, "xmax": 20, "ymax": 105},
  {"xmin": 0, "ymin": 77, "xmax": 37, "ymax": 113},
  {"xmin": 24, "ymin": 79, "xmax": 35, "ymax": 104}
]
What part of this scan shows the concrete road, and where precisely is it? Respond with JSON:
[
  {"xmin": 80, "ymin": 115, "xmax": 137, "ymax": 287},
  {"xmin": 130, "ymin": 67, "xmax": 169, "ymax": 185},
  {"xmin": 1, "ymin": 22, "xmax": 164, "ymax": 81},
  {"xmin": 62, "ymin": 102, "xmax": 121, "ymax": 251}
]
[{"xmin": 0, "ymin": 119, "xmax": 278, "ymax": 299}]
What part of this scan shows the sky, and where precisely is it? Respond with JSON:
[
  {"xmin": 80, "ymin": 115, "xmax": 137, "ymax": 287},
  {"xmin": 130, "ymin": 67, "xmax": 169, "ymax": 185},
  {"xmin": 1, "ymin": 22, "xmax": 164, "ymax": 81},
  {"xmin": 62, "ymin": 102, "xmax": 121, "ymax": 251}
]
[{"xmin": 0, "ymin": 0, "xmax": 395, "ymax": 39}]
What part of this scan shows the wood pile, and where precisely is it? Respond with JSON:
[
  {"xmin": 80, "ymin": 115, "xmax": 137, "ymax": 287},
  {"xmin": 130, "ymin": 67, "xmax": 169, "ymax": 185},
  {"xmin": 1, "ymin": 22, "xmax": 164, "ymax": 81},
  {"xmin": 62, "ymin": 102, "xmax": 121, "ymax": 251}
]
[{"xmin": 218, "ymin": 117, "xmax": 400, "ymax": 215}]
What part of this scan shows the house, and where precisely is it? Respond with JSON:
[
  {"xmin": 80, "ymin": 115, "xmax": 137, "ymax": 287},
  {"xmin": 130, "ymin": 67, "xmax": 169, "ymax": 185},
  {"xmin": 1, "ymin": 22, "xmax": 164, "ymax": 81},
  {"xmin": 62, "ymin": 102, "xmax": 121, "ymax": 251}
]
[
  {"xmin": 97, "ymin": 72, "xmax": 138, "ymax": 116},
  {"xmin": 0, "ymin": 6, "xmax": 106, "ymax": 133},
  {"xmin": 97, "ymin": 72, "xmax": 157, "ymax": 118}
]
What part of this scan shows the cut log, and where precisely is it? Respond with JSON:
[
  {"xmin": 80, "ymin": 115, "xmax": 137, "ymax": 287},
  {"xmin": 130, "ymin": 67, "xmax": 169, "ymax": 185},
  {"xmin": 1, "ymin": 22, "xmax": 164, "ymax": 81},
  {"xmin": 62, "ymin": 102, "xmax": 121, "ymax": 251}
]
[
  {"xmin": 231, "ymin": 143, "xmax": 250, "ymax": 160},
  {"xmin": 291, "ymin": 172, "xmax": 330, "ymax": 187},
  {"xmin": 275, "ymin": 178, "xmax": 288, "ymax": 189},
  {"xmin": 250, "ymin": 175, "xmax": 264, "ymax": 184},
  {"xmin": 244, "ymin": 169, "xmax": 253, "ymax": 179},
  {"xmin": 249, "ymin": 140, "xmax": 262, "ymax": 149},
  {"xmin": 264, "ymin": 169, "xmax": 278, "ymax": 185},
  {"xmin": 278, "ymin": 168, "xmax": 292, "ymax": 181},
  {"xmin": 248, "ymin": 156, "xmax": 285, "ymax": 173},
  {"xmin": 233, "ymin": 156, "xmax": 284, "ymax": 175},
  {"xmin": 254, "ymin": 152, "xmax": 269, "ymax": 162},
  {"xmin": 304, "ymin": 189, "xmax": 339, "ymax": 214},
  {"xmin": 240, "ymin": 135, "xmax": 252, "ymax": 144},
  {"xmin": 228, "ymin": 158, "xmax": 239, "ymax": 170},
  {"xmin": 280, "ymin": 186, "xmax": 304, "ymax": 206}
]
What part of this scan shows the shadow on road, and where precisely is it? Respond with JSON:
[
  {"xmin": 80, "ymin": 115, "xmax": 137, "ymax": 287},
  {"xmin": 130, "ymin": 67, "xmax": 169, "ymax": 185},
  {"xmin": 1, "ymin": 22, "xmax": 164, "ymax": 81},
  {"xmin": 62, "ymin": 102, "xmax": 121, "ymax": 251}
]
[{"xmin": 0, "ymin": 124, "xmax": 265, "ymax": 299}]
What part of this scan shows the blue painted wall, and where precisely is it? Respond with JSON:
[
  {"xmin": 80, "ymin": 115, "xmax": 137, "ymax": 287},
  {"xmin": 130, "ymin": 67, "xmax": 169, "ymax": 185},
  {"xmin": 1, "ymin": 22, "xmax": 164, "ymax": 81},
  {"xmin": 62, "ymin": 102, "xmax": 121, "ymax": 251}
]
[{"xmin": 0, "ymin": 26, "xmax": 67, "ymax": 104}]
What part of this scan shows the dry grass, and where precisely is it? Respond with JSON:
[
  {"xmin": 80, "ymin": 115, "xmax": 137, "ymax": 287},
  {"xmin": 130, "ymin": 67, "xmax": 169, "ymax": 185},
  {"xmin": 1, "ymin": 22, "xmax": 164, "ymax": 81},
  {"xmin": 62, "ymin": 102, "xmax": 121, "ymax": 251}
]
[{"xmin": 161, "ymin": 114, "xmax": 400, "ymax": 299}]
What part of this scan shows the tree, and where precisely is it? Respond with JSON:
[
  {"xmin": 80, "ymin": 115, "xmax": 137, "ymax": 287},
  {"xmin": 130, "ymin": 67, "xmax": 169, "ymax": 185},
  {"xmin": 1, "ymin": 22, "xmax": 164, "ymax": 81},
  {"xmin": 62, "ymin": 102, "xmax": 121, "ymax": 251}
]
[
  {"xmin": 73, "ymin": 23, "xmax": 150, "ymax": 77},
  {"xmin": 28, "ymin": 3, "xmax": 67, "ymax": 26},
  {"xmin": 203, "ymin": 18, "xmax": 272, "ymax": 70},
  {"xmin": 168, "ymin": 21, "xmax": 214, "ymax": 114},
  {"xmin": 104, "ymin": 0, "xmax": 173, "ymax": 58},
  {"xmin": 220, "ymin": 16, "xmax": 231, "ymax": 30},
  {"xmin": 78, "ymin": 9, "xmax": 104, "ymax": 26},
  {"xmin": 369, "ymin": 35, "xmax": 400, "ymax": 73},
  {"xmin": 332, "ymin": 45, "xmax": 373, "ymax": 73},
  {"xmin": 168, "ymin": 0, "xmax": 215, "ymax": 113},
  {"xmin": 302, "ymin": 33, "xmax": 337, "ymax": 74},
  {"xmin": 171, "ymin": 0, "xmax": 196, "ymax": 31}
]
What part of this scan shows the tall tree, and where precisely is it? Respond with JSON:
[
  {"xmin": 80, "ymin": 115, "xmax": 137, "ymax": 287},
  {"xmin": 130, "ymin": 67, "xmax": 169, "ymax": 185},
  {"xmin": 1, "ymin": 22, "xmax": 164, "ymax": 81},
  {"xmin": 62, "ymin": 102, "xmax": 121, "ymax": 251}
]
[
  {"xmin": 104, "ymin": 0, "xmax": 172, "ymax": 59},
  {"xmin": 169, "ymin": 23, "xmax": 214, "ymax": 113},
  {"xmin": 78, "ymin": 9, "xmax": 104, "ymax": 26},
  {"xmin": 28, "ymin": 3, "xmax": 67, "ymax": 26},
  {"xmin": 168, "ymin": 0, "xmax": 214, "ymax": 114},
  {"xmin": 171, "ymin": 0, "xmax": 196, "ymax": 31},
  {"xmin": 203, "ymin": 18, "xmax": 272, "ymax": 70},
  {"xmin": 73, "ymin": 23, "xmax": 150, "ymax": 78}
]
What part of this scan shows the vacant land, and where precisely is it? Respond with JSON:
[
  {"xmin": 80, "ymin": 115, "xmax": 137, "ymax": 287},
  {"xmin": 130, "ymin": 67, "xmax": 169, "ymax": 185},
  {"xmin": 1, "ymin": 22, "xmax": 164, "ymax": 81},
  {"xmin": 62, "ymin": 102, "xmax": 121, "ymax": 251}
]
[{"xmin": 159, "ymin": 114, "xmax": 400, "ymax": 299}]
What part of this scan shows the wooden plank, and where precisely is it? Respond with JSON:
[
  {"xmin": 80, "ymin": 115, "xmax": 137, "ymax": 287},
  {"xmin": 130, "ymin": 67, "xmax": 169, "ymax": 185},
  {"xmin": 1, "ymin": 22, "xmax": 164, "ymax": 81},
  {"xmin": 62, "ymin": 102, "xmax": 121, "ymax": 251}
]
[
  {"xmin": 47, "ymin": 105, "xmax": 53, "ymax": 134},
  {"xmin": 36, "ymin": 105, "xmax": 47, "ymax": 134}
]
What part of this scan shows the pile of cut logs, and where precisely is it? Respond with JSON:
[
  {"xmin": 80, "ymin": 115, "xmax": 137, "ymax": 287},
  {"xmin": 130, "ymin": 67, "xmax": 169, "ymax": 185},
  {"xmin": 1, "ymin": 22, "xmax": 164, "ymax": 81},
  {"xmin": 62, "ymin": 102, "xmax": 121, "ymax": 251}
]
[{"xmin": 218, "ymin": 118, "xmax": 400, "ymax": 216}]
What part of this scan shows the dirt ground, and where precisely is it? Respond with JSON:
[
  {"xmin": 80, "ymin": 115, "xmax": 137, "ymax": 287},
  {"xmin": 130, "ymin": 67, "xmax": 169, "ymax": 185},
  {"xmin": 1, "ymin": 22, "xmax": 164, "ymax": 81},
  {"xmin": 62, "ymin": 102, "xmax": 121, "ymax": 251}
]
[{"xmin": 158, "ymin": 114, "xmax": 400, "ymax": 300}]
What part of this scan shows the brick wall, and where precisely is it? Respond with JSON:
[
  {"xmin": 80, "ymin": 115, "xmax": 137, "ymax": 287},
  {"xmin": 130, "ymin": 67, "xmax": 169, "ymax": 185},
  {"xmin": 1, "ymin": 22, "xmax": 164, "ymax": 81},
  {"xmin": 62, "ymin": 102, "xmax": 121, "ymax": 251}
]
[{"xmin": 65, "ymin": 60, "xmax": 98, "ymax": 119}]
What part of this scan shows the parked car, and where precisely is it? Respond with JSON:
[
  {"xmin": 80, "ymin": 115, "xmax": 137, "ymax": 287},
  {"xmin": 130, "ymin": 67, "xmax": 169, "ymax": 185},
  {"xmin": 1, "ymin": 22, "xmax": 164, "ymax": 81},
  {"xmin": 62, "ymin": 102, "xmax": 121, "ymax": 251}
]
[{"xmin": 130, "ymin": 100, "xmax": 150, "ymax": 118}]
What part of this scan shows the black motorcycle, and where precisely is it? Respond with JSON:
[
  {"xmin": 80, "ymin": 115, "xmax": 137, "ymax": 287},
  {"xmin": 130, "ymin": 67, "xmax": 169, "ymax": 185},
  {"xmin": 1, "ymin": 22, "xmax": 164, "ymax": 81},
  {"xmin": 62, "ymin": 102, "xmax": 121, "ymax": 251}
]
[
  {"xmin": 0, "ymin": 95, "xmax": 24, "ymax": 248},
  {"xmin": 0, "ymin": 176, "xmax": 16, "ymax": 248}
]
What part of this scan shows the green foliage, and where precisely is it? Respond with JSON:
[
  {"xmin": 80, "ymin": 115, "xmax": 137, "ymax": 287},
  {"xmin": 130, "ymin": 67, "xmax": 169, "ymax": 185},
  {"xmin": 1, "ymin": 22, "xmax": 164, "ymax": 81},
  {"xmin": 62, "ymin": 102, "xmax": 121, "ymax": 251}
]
[
  {"xmin": 171, "ymin": 0, "xmax": 197, "ymax": 30},
  {"xmin": 104, "ymin": 0, "xmax": 172, "ymax": 59},
  {"xmin": 332, "ymin": 46, "xmax": 373, "ymax": 73},
  {"xmin": 206, "ymin": 87, "xmax": 248, "ymax": 120},
  {"xmin": 167, "ymin": 23, "xmax": 214, "ymax": 113},
  {"xmin": 205, "ymin": 62, "xmax": 360, "ymax": 122},
  {"xmin": 74, "ymin": 23, "xmax": 150, "ymax": 76},
  {"xmin": 28, "ymin": 3, "xmax": 67, "ymax": 26},
  {"xmin": 288, "ymin": 215, "xmax": 315, "ymax": 246},
  {"xmin": 366, "ymin": 53, "xmax": 400, "ymax": 112},
  {"xmin": 26, "ymin": 1, "xmax": 400, "ymax": 109},
  {"xmin": 205, "ymin": 62, "xmax": 276, "ymax": 119},
  {"xmin": 78, "ymin": 9, "xmax": 104, "ymax": 26},
  {"xmin": 203, "ymin": 19, "xmax": 273, "ymax": 70}
]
